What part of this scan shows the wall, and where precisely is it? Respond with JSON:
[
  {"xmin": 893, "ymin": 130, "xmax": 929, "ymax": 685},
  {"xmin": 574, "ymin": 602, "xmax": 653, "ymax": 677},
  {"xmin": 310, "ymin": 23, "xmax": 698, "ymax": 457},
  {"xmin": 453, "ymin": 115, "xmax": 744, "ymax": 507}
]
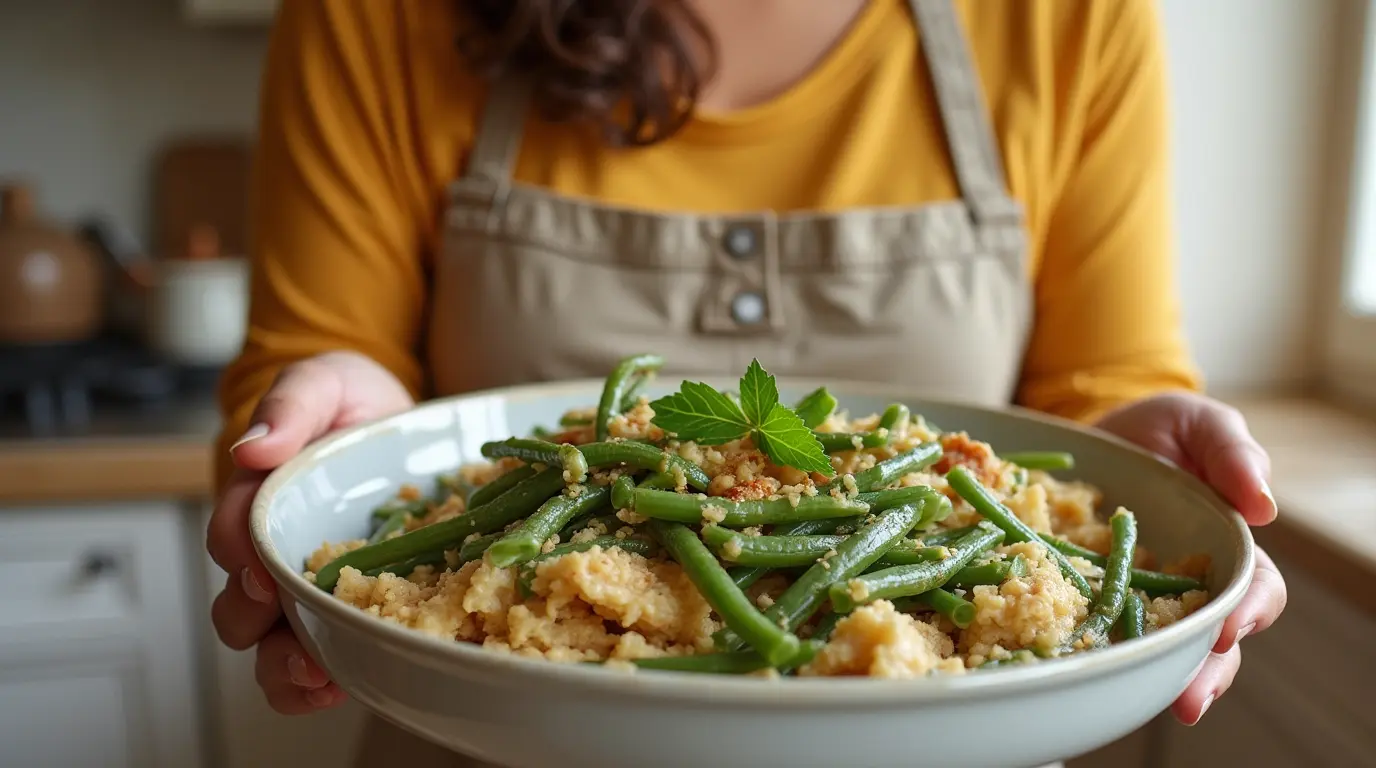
[
  {"xmin": 1159, "ymin": 0, "xmax": 1344, "ymax": 392},
  {"xmin": 0, "ymin": 0, "xmax": 266, "ymax": 244}
]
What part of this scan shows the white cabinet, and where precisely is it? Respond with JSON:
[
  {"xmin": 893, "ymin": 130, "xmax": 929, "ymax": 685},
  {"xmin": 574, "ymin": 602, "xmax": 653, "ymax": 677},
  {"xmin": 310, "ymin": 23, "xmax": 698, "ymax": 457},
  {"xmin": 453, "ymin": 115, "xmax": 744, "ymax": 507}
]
[
  {"xmin": 0, "ymin": 505, "xmax": 205, "ymax": 768},
  {"xmin": 183, "ymin": 0, "xmax": 278, "ymax": 24}
]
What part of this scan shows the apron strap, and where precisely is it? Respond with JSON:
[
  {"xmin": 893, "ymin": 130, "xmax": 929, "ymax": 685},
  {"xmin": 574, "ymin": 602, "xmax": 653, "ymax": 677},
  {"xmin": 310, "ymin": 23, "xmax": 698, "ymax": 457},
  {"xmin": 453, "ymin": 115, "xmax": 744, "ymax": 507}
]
[
  {"xmin": 462, "ymin": 78, "xmax": 532, "ymax": 185},
  {"xmin": 909, "ymin": 0, "xmax": 1022, "ymax": 227}
]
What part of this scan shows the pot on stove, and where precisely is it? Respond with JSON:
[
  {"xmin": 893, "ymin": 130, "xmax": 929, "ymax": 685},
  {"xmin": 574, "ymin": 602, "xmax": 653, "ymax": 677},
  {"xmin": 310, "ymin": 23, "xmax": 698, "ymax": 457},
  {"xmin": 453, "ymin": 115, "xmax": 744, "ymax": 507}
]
[{"xmin": 0, "ymin": 183, "xmax": 105, "ymax": 345}]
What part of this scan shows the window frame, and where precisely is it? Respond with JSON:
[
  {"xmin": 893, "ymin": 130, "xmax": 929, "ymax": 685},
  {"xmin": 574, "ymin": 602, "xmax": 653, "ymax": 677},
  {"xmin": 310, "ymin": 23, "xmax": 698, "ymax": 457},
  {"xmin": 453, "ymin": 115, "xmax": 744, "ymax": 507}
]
[{"xmin": 1324, "ymin": 0, "xmax": 1376, "ymax": 409}]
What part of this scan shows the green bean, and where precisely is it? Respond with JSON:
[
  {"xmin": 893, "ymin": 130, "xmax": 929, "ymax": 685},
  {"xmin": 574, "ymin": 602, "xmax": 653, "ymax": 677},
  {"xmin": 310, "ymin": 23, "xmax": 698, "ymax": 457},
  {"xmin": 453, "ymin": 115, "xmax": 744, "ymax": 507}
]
[
  {"xmin": 722, "ymin": 515, "xmax": 874, "ymax": 591},
  {"xmin": 619, "ymin": 373, "xmax": 650, "ymax": 412},
  {"xmin": 560, "ymin": 513, "xmax": 624, "ymax": 540},
  {"xmin": 467, "ymin": 466, "xmax": 537, "ymax": 509},
  {"xmin": 632, "ymin": 640, "xmax": 823, "ymax": 675},
  {"xmin": 980, "ymin": 650, "xmax": 1037, "ymax": 668},
  {"xmin": 828, "ymin": 522, "xmax": 1004, "ymax": 613},
  {"xmin": 729, "ymin": 566, "xmax": 768, "ymax": 590},
  {"xmin": 483, "ymin": 438, "xmax": 709, "ymax": 491},
  {"xmin": 945, "ymin": 466, "xmax": 1095, "ymax": 600},
  {"xmin": 840, "ymin": 443, "xmax": 942, "ymax": 493},
  {"xmin": 857, "ymin": 486, "xmax": 952, "ymax": 526},
  {"xmin": 1000, "ymin": 451, "xmax": 1075, "ymax": 472},
  {"xmin": 899, "ymin": 588, "xmax": 976, "ymax": 629},
  {"xmin": 435, "ymin": 473, "xmax": 474, "ymax": 501},
  {"xmin": 793, "ymin": 387, "xmax": 837, "ymax": 429},
  {"xmin": 879, "ymin": 404, "xmax": 911, "ymax": 432},
  {"xmin": 371, "ymin": 498, "xmax": 427, "ymax": 522},
  {"xmin": 717, "ymin": 504, "xmax": 923, "ymax": 650},
  {"xmin": 479, "ymin": 438, "xmax": 590, "ymax": 483},
  {"xmin": 610, "ymin": 471, "xmax": 679, "ymax": 510},
  {"xmin": 1066, "ymin": 510, "xmax": 1138, "ymax": 651},
  {"xmin": 1044, "ymin": 537, "xmax": 1205, "ymax": 595},
  {"xmin": 913, "ymin": 524, "xmax": 980, "ymax": 547},
  {"xmin": 364, "ymin": 550, "xmax": 447, "ymax": 578},
  {"xmin": 516, "ymin": 535, "xmax": 657, "ymax": 595},
  {"xmin": 701, "ymin": 527, "xmax": 948, "ymax": 569},
  {"xmin": 945, "ymin": 553, "xmax": 1028, "ymax": 589},
  {"xmin": 650, "ymin": 520, "xmax": 801, "ymax": 666},
  {"xmin": 779, "ymin": 518, "xmax": 852, "ymax": 536},
  {"xmin": 487, "ymin": 485, "xmax": 613, "ymax": 568},
  {"xmin": 610, "ymin": 475, "xmax": 638, "ymax": 510},
  {"xmin": 1117, "ymin": 592, "xmax": 1147, "ymax": 640},
  {"xmin": 368, "ymin": 509, "xmax": 409, "ymax": 545},
  {"xmin": 313, "ymin": 467, "xmax": 566, "ymax": 592},
  {"xmin": 628, "ymin": 488, "xmax": 869, "ymax": 527},
  {"xmin": 363, "ymin": 529, "xmax": 502, "ymax": 578},
  {"xmin": 878, "ymin": 540, "xmax": 953, "ymax": 566},
  {"xmin": 580, "ymin": 442, "xmax": 710, "ymax": 491},
  {"xmin": 814, "ymin": 430, "xmax": 890, "ymax": 453},
  {"xmin": 596, "ymin": 353, "xmax": 665, "ymax": 442},
  {"xmin": 809, "ymin": 611, "xmax": 844, "ymax": 643},
  {"xmin": 558, "ymin": 412, "xmax": 594, "ymax": 427}
]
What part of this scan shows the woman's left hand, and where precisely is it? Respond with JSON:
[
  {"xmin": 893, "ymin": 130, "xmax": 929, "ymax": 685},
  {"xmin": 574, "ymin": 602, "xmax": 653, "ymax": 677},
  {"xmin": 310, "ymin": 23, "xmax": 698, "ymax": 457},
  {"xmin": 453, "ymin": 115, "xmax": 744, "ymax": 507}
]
[{"xmin": 1094, "ymin": 392, "xmax": 1287, "ymax": 726}]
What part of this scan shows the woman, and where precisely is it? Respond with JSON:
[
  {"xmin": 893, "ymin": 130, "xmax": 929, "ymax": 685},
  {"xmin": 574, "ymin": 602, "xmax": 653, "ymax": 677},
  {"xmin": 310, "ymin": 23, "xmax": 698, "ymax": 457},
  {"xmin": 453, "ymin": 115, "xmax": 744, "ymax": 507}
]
[{"xmin": 208, "ymin": 0, "xmax": 1287, "ymax": 764}]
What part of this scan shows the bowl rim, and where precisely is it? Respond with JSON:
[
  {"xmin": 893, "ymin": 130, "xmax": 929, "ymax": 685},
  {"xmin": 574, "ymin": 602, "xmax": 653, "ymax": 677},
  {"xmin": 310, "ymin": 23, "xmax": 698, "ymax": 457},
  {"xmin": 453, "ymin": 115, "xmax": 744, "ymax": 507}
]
[{"xmin": 250, "ymin": 376, "xmax": 1255, "ymax": 707}]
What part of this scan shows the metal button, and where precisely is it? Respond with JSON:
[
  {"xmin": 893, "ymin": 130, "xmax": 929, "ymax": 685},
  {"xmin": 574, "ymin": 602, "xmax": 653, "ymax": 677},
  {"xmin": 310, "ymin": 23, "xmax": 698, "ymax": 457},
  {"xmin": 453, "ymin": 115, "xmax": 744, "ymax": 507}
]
[
  {"xmin": 730, "ymin": 291, "xmax": 766, "ymax": 325},
  {"xmin": 723, "ymin": 226, "xmax": 757, "ymax": 259}
]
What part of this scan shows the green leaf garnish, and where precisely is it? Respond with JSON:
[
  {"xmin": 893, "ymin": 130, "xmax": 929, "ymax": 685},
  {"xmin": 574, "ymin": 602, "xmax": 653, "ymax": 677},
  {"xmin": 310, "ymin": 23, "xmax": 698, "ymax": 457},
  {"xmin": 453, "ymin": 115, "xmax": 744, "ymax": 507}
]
[
  {"xmin": 739, "ymin": 359, "xmax": 778, "ymax": 426},
  {"xmin": 756, "ymin": 403, "xmax": 834, "ymax": 476},
  {"xmin": 648, "ymin": 381, "xmax": 751, "ymax": 445},
  {"xmin": 649, "ymin": 360, "xmax": 833, "ymax": 477}
]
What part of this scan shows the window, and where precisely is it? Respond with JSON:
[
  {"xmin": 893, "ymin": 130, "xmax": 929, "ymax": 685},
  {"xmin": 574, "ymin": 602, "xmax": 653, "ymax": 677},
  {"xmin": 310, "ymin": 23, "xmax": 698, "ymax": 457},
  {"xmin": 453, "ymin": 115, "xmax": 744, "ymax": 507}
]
[
  {"xmin": 1325, "ymin": 0, "xmax": 1376, "ymax": 407},
  {"xmin": 1345, "ymin": 1, "xmax": 1376, "ymax": 316}
]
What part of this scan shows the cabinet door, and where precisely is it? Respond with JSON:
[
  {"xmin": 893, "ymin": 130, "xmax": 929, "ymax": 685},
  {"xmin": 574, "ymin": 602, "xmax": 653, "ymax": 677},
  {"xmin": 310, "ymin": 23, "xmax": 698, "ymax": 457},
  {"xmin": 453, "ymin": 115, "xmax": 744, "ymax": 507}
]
[
  {"xmin": 0, "ymin": 505, "xmax": 205, "ymax": 768},
  {"xmin": 0, "ymin": 654, "xmax": 147, "ymax": 768}
]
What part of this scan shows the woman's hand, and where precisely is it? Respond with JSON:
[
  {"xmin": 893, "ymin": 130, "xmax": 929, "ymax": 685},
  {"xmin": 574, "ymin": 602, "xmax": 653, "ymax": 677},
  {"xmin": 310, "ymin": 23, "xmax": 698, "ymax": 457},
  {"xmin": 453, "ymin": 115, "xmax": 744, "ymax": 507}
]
[
  {"xmin": 206, "ymin": 351, "xmax": 415, "ymax": 714},
  {"xmin": 1094, "ymin": 392, "xmax": 1287, "ymax": 726}
]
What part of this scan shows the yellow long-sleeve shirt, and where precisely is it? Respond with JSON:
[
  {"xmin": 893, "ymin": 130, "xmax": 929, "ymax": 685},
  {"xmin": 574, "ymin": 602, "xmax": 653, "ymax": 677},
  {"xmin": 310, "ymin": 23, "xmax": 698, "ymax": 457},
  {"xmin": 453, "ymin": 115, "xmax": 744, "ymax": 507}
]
[{"xmin": 217, "ymin": 0, "xmax": 1201, "ymax": 485}]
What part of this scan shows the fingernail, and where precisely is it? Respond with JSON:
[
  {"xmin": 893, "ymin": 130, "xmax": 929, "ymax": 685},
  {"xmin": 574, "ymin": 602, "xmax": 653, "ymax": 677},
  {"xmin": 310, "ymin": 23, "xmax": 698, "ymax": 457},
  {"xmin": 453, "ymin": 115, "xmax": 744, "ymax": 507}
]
[
  {"xmin": 241, "ymin": 567, "xmax": 273, "ymax": 603},
  {"xmin": 1234, "ymin": 622, "xmax": 1256, "ymax": 647},
  {"xmin": 287, "ymin": 654, "xmax": 314, "ymax": 687},
  {"xmin": 306, "ymin": 687, "xmax": 337, "ymax": 708},
  {"xmin": 1259, "ymin": 481, "xmax": 1278, "ymax": 521},
  {"xmin": 1189, "ymin": 693, "xmax": 1215, "ymax": 725},
  {"xmin": 230, "ymin": 423, "xmax": 270, "ymax": 454}
]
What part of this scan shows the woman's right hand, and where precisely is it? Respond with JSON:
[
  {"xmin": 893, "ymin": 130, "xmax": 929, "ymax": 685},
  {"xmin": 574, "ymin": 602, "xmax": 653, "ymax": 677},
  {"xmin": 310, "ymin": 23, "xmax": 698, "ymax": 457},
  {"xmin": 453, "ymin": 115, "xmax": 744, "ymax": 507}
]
[{"xmin": 207, "ymin": 351, "xmax": 415, "ymax": 714}]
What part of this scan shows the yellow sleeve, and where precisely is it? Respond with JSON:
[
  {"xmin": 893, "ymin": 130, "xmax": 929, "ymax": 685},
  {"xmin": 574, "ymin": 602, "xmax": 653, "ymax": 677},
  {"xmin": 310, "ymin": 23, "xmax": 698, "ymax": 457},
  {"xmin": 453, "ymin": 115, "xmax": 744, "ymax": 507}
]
[
  {"xmin": 1016, "ymin": 0, "xmax": 1203, "ymax": 424},
  {"xmin": 215, "ymin": 0, "xmax": 433, "ymax": 488}
]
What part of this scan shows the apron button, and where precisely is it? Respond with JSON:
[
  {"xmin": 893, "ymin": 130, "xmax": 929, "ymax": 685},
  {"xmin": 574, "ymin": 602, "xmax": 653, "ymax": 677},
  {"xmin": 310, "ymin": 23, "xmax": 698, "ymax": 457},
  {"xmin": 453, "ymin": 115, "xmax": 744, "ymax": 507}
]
[
  {"xmin": 730, "ymin": 291, "xmax": 766, "ymax": 325},
  {"xmin": 723, "ymin": 226, "xmax": 757, "ymax": 259}
]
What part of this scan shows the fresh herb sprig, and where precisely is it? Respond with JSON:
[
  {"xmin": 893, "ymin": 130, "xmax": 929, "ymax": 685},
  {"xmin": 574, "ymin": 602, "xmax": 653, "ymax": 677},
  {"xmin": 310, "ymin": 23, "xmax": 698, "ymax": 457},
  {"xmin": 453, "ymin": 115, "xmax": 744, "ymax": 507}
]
[{"xmin": 649, "ymin": 360, "xmax": 834, "ymax": 476}]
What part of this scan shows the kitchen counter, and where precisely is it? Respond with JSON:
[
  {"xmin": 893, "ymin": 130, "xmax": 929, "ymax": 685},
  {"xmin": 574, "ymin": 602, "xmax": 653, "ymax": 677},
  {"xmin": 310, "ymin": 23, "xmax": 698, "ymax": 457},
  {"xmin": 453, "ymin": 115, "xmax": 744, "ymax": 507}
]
[
  {"xmin": 0, "ymin": 394, "xmax": 220, "ymax": 503},
  {"xmin": 1227, "ymin": 395, "xmax": 1376, "ymax": 617}
]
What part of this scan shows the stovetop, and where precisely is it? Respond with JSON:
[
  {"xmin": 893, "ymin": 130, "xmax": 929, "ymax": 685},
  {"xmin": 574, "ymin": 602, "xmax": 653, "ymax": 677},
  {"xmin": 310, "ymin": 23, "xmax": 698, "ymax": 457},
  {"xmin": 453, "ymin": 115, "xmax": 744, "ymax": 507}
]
[{"xmin": 0, "ymin": 336, "xmax": 222, "ymax": 437}]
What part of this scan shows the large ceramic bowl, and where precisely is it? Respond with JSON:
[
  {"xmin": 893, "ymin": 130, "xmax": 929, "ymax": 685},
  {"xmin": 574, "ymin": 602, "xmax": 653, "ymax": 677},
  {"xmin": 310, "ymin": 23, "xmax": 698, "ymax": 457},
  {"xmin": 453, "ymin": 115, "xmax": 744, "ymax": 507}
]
[{"xmin": 251, "ymin": 378, "xmax": 1254, "ymax": 768}]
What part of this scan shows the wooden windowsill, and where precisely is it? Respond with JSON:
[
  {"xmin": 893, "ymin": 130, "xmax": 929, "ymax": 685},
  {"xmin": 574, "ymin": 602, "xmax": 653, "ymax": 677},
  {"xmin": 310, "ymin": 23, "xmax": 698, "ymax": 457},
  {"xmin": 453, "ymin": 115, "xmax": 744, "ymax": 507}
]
[{"xmin": 1225, "ymin": 395, "xmax": 1376, "ymax": 617}]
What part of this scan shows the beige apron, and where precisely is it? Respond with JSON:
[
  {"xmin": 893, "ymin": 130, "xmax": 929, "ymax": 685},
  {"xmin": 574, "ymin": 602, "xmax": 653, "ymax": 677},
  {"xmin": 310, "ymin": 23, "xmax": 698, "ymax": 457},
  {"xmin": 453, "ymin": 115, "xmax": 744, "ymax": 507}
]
[{"xmin": 357, "ymin": 0, "xmax": 1046, "ymax": 765}]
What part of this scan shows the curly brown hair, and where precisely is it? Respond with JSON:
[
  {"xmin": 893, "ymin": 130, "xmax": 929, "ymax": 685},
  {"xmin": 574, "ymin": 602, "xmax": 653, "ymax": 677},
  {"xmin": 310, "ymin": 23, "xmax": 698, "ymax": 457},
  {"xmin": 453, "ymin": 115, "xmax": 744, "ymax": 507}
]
[{"xmin": 457, "ymin": 0, "xmax": 716, "ymax": 146}]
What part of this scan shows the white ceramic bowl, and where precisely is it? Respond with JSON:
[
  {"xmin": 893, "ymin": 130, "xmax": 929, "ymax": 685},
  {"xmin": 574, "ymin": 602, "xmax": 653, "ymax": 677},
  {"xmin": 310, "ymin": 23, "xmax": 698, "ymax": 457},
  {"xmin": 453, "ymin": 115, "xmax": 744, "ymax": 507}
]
[{"xmin": 251, "ymin": 378, "xmax": 1254, "ymax": 768}]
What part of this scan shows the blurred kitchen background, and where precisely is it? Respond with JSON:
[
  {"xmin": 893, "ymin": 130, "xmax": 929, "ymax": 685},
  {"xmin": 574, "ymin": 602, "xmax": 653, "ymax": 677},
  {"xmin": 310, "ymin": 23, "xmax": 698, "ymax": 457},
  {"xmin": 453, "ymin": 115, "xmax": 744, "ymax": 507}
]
[{"xmin": 1, "ymin": 0, "xmax": 1374, "ymax": 766}]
